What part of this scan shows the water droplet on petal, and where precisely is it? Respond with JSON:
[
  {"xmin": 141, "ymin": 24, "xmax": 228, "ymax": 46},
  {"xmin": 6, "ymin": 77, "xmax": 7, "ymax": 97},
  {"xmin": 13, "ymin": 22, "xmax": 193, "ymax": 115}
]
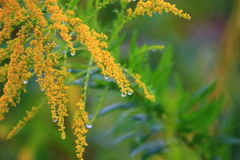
[
  {"xmin": 61, "ymin": 135, "xmax": 66, "ymax": 139},
  {"xmin": 53, "ymin": 118, "xmax": 58, "ymax": 122},
  {"xmin": 121, "ymin": 92, "xmax": 126, "ymax": 97},
  {"xmin": 128, "ymin": 91, "xmax": 133, "ymax": 95},
  {"xmin": 41, "ymin": 88, "xmax": 45, "ymax": 91},
  {"xmin": 23, "ymin": 80, "xmax": 28, "ymax": 84},
  {"xmin": 80, "ymin": 42, "xmax": 83, "ymax": 44},
  {"xmin": 86, "ymin": 124, "xmax": 93, "ymax": 129},
  {"xmin": 104, "ymin": 75, "xmax": 109, "ymax": 79},
  {"xmin": 188, "ymin": 19, "xmax": 191, "ymax": 20},
  {"xmin": 71, "ymin": 53, "xmax": 75, "ymax": 56}
]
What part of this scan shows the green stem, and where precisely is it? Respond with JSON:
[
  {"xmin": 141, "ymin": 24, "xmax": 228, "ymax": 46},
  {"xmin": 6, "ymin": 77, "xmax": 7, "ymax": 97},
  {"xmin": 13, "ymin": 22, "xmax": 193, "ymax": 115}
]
[
  {"xmin": 82, "ymin": 57, "xmax": 93, "ymax": 102},
  {"xmin": 108, "ymin": 2, "xmax": 129, "ymax": 44},
  {"xmin": 109, "ymin": 19, "xmax": 127, "ymax": 44},
  {"xmin": 86, "ymin": 1, "xmax": 110, "ymax": 23},
  {"xmin": 66, "ymin": 65, "xmax": 98, "ymax": 84},
  {"xmin": 88, "ymin": 86, "xmax": 108, "ymax": 124},
  {"xmin": 66, "ymin": 0, "xmax": 74, "ymax": 11}
]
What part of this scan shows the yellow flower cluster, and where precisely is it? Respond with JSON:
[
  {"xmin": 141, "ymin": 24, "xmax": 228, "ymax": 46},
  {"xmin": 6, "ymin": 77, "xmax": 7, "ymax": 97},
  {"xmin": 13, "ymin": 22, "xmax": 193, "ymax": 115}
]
[
  {"xmin": 0, "ymin": 0, "xmax": 134, "ymax": 159},
  {"xmin": 0, "ymin": 0, "xmax": 67, "ymax": 133},
  {"xmin": 74, "ymin": 24, "xmax": 134, "ymax": 95},
  {"xmin": 45, "ymin": 0, "xmax": 75, "ymax": 54},
  {"xmin": 0, "ymin": 47, "xmax": 11, "ymax": 63},
  {"xmin": 7, "ymin": 106, "xmax": 41, "ymax": 139},
  {"xmin": 0, "ymin": 64, "xmax": 8, "ymax": 82},
  {"xmin": 0, "ymin": 0, "xmax": 23, "ymax": 43},
  {"xmin": 44, "ymin": 61, "xmax": 69, "ymax": 139},
  {"xmin": 0, "ymin": 0, "xmax": 191, "ymax": 160},
  {"xmin": 72, "ymin": 98, "xmax": 89, "ymax": 160},
  {"xmin": 108, "ymin": 0, "xmax": 191, "ymax": 19},
  {"xmin": 0, "ymin": 22, "xmax": 32, "ymax": 121},
  {"xmin": 135, "ymin": 73, "xmax": 155, "ymax": 101}
]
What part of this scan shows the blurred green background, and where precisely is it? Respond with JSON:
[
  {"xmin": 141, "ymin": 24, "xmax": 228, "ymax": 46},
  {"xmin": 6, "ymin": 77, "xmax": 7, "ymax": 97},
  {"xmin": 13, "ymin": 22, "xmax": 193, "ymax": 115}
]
[{"xmin": 0, "ymin": 0, "xmax": 239, "ymax": 160}]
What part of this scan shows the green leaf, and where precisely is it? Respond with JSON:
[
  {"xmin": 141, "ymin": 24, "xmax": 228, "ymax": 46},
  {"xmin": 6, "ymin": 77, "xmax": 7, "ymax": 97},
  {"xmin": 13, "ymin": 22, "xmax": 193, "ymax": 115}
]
[
  {"xmin": 69, "ymin": 0, "xmax": 80, "ymax": 10},
  {"xmin": 152, "ymin": 45, "xmax": 173, "ymax": 93},
  {"xmin": 210, "ymin": 135, "xmax": 240, "ymax": 145},
  {"xmin": 106, "ymin": 109, "xmax": 140, "ymax": 135},
  {"xmin": 180, "ymin": 81, "xmax": 217, "ymax": 113},
  {"xmin": 174, "ymin": 74, "xmax": 185, "ymax": 97},
  {"xmin": 158, "ymin": 44, "xmax": 173, "ymax": 69},
  {"xmin": 191, "ymin": 81, "xmax": 217, "ymax": 98},
  {"xmin": 142, "ymin": 145, "xmax": 163, "ymax": 160},
  {"xmin": 140, "ymin": 132, "xmax": 157, "ymax": 143},
  {"xmin": 112, "ymin": 131, "xmax": 136, "ymax": 145},
  {"xmin": 130, "ymin": 140, "xmax": 164, "ymax": 157},
  {"xmin": 89, "ymin": 103, "xmax": 135, "ymax": 119},
  {"xmin": 108, "ymin": 32, "xmax": 126, "ymax": 52},
  {"xmin": 130, "ymin": 30, "xmax": 138, "ymax": 54},
  {"xmin": 129, "ymin": 44, "xmax": 149, "ymax": 72},
  {"xmin": 181, "ymin": 95, "xmax": 223, "ymax": 131},
  {"xmin": 128, "ymin": 113, "xmax": 147, "ymax": 122}
]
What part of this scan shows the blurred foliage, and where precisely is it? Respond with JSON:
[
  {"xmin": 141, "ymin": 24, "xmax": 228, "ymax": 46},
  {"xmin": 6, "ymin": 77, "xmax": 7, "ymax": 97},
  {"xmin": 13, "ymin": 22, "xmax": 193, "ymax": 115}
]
[{"xmin": 0, "ymin": 0, "xmax": 239, "ymax": 160}]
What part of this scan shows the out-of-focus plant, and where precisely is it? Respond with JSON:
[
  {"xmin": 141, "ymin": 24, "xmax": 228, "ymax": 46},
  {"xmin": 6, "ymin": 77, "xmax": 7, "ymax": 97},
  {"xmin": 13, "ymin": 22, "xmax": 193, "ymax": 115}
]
[
  {"xmin": 0, "ymin": 0, "xmax": 192, "ymax": 159},
  {"xmin": 103, "ymin": 41, "xmax": 224, "ymax": 159}
]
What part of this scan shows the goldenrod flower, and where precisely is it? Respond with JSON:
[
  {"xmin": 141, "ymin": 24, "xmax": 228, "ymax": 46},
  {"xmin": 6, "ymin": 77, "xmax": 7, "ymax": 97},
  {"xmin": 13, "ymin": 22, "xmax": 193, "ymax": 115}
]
[
  {"xmin": 127, "ymin": 0, "xmax": 191, "ymax": 19},
  {"xmin": 0, "ymin": 1, "xmax": 191, "ymax": 160},
  {"xmin": 72, "ymin": 98, "xmax": 89, "ymax": 160},
  {"xmin": 0, "ymin": 64, "xmax": 9, "ymax": 82}
]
